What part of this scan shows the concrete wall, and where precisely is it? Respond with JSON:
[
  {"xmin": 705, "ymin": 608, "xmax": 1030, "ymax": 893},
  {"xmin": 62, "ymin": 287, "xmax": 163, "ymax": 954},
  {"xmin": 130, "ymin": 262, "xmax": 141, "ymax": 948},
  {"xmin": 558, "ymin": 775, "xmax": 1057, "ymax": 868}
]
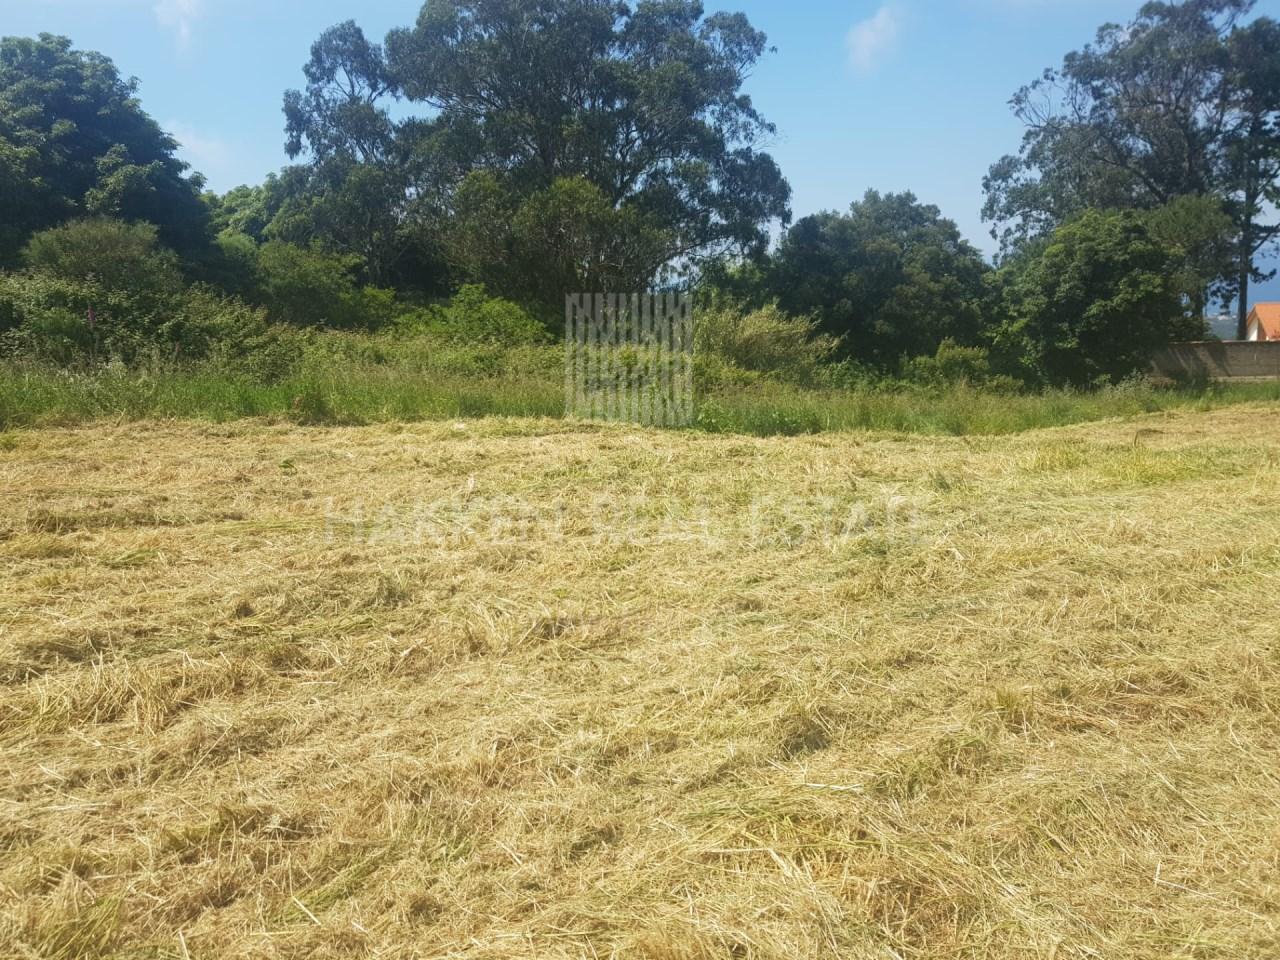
[{"xmin": 1151, "ymin": 341, "xmax": 1280, "ymax": 381}]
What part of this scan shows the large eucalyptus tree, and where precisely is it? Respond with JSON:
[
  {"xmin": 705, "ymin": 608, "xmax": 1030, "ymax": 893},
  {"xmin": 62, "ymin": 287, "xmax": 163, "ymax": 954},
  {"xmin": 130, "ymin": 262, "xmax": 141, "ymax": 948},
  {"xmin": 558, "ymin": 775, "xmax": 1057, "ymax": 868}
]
[
  {"xmin": 983, "ymin": 0, "xmax": 1279, "ymax": 330},
  {"xmin": 284, "ymin": 1, "xmax": 791, "ymax": 307}
]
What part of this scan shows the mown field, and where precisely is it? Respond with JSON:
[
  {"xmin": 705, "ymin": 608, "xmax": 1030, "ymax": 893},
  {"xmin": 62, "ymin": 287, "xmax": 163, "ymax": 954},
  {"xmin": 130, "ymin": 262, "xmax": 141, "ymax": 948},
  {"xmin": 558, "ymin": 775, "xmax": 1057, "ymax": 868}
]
[{"xmin": 2, "ymin": 405, "xmax": 1279, "ymax": 958}]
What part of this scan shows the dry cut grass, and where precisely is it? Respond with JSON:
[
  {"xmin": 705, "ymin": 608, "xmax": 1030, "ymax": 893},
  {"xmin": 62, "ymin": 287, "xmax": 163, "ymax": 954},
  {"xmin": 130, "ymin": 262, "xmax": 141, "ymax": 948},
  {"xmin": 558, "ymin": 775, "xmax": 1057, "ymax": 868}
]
[{"xmin": 1, "ymin": 405, "xmax": 1279, "ymax": 958}]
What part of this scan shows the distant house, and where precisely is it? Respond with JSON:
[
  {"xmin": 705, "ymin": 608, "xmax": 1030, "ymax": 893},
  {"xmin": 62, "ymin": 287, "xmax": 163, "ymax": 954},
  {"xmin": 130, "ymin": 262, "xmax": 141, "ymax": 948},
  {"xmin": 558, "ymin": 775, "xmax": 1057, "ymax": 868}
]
[{"xmin": 1246, "ymin": 304, "xmax": 1280, "ymax": 342}]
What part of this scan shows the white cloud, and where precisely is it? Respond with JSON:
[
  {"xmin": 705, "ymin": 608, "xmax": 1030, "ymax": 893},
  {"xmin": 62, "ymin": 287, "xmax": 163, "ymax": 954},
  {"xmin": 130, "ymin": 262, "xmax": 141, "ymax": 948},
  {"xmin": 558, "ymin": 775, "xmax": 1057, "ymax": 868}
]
[
  {"xmin": 153, "ymin": 0, "xmax": 202, "ymax": 48},
  {"xmin": 846, "ymin": 3, "xmax": 903, "ymax": 74}
]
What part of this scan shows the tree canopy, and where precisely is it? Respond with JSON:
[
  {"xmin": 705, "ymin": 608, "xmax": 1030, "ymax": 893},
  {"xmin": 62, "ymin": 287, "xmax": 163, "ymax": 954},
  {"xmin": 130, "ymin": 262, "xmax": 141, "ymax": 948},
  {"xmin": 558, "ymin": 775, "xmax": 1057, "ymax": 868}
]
[
  {"xmin": 2, "ymin": 0, "xmax": 1279, "ymax": 383},
  {"xmin": 765, "ymin": 191, "xmax": 990, "ymax": 370},
  {"xmin": 0, "ymin": 34, "xmax": 210, "ymax": 266},
  {"xmin": 996, "ymin": 210, "xmax": 1187, "ymax": 386},
  {"xmin": 983, "ymin": 0, "xmax": 1280, "ymax": 331},
  {"xmin": 276, "ymin": 0, "xmax": 792, "ymax": 307}
]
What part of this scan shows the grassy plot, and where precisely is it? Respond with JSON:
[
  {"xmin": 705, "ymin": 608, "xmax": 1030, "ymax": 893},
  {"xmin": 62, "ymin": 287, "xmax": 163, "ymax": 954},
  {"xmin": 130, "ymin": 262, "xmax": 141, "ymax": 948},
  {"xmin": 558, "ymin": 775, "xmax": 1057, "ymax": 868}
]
[
  {"xmin": 1, "ymin": 406, "xmax": 1279, "ymax": 958},
  {"xmin": 0, "ymin": 363, "xmax": 567, "ymax": 428},
  {"xmin": 692, "ymin": 377, "xmax": 1280, "ymax": 436},
  {"xmin": 3, "ymin": 359, "xmax": 1280, "ymax": 435}
]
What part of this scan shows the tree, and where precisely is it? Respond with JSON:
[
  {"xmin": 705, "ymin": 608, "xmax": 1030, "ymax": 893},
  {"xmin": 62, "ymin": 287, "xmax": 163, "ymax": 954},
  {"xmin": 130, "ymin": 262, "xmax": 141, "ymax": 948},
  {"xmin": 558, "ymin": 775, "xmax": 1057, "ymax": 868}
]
[
  {"xmin": 381, "ymin": 0, "xmax": 790, "ymax": 305},
  {"xmin": 765, "ymin": 191, "xmax": 990, "ymax": 370},
  {"xmin": 284, "ymin": 20, "xmax": 397, "ymax": 167},
  {"xmin": 21, "ymin": 217, "xmax": 183, "ymax": 300},
  {"xmin": 206, "ymin": 182, "xmax": 280, "ymax": 242},
  {"xmin": 266, "ymin": 159, "xmax": 417, "ymax": 287},
  {"xmin": 996, "ymin": 210, "xmax": 1186, "ymax": 386},
  {"xmin": 982, "ymin": 0, "xmax": 1280, "ymax": 327},
  {"xmin": 985, "ymin": 1, "xmax": 1248, "ymax": 243},
  {"xmin": 281, "ymin": 22, "xmax": 435, "ymax": 287},
  {"xmin": 0, "ymin": 34, "xmax": 210, "ymax": 265},
  {"xmin": 440, "ymin": 171, "xmax": 673, "ymax": 309},
  {"xmin": 1223, "ymin": 16, "xmax": 1280, "ymax": 336},
  {"xmin": 1140, "ymin": 194, "xmax": 1235, "ymax": 322}
]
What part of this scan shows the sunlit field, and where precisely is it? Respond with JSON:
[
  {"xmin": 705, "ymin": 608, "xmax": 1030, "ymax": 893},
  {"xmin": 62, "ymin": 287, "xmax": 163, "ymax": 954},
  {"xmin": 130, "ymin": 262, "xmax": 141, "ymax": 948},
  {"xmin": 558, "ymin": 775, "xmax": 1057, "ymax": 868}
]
[{"xmin": 3, "ymin": 404, "xmax": 1279, "ymax": 958}]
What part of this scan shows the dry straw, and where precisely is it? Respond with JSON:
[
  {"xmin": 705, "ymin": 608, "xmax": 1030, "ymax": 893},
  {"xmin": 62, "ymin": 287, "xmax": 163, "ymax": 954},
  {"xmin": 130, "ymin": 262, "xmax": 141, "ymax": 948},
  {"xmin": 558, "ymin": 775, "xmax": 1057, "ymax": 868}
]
[{"xmin": 1, "ymin": 407, "xmax": 1278, "ymax": 958}]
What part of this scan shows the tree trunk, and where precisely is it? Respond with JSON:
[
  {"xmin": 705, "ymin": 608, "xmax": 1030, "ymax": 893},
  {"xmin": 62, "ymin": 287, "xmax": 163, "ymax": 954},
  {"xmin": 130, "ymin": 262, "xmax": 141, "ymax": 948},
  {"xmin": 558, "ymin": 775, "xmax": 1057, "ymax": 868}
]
[
  {"xmin": 1237, "ymin": 261, "xmax": 1250, "ymax": 340},
  {"xmin": 1237, "ymin": 174, "xmax": 1256, "ymax": 341}
]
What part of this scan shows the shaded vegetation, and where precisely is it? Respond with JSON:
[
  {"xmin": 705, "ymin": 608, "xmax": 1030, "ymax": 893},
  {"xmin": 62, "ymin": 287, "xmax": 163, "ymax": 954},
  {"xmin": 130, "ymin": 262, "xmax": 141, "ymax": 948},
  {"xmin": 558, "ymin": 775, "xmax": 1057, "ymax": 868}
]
[{"xmin": 2, "ymin": 333, "xmax": 1276, "ymax": 436}]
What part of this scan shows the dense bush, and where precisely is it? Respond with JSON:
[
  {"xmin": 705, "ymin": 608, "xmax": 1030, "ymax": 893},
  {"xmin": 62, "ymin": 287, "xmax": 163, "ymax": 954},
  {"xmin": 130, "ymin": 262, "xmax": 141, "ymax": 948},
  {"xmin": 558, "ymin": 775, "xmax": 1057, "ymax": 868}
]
[
  {"xmin": 0, "ymin": 187, "xmax": 1224, "ymax": 400},
  {"xmin": 204, "ymin": 322, "xmax": 314, "ymax": 382},
  {"xmin": 0, "ymin": 271, "xmax": 273, "ymax": 366},
  {"xmin": 197, "ymin": 230, "xmax": 262, "ymax": 299},
  {"xmin": 694, "ymin": 302, "xmax": 842, "ymax": 386},
  {"xmin": 904, "ymin": 340, "xmax": 1021, "ymax": 392},
  {"xmin": 167, "ymin": 286, "xmax": 275, "ymax": 362},
  {"xmin": 395, "ymin": 284, "xmax": 547, "ymax": 345},
  {"xmin": 0, "ymin": 272, "xmax": 108, "ymax": 363},
  {"xmin": 21, "ymin": 218, "xmax": 184, "ymax": 297},
  {"xmin": 764, "ymin": 191, "xmax": 992, "ymax": 370},
  {"xmin": 254, "ymin": 242, "xmax": 395, "ymax": 329},
  {"xmin": 4, "ymin": 219, "xmax": 184, "ymax": 362},
  {"xmin": 1, "ymin": 219, "xmax": 277, "ymax": 365},
  {"xmin": 994, "ymin": 211, "xmax": 1189, "ymax": 387}
]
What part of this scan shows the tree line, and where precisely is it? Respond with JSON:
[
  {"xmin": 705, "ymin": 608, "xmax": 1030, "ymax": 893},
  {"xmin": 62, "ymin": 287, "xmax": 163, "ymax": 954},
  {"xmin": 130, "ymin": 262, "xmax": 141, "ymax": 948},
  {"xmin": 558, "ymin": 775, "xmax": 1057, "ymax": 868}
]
[{"xmin": 1, "ymin": 0, "xmax": 1277, "ymax": 386}]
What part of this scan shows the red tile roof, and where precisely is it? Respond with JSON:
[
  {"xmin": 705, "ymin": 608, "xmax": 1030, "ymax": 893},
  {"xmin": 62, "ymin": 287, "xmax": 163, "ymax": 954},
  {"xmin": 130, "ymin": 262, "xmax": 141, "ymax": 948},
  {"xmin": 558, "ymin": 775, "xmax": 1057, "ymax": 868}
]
[{"xmin": 1250, "ymin": 304, "xmax": 1280, "ymax": 340}]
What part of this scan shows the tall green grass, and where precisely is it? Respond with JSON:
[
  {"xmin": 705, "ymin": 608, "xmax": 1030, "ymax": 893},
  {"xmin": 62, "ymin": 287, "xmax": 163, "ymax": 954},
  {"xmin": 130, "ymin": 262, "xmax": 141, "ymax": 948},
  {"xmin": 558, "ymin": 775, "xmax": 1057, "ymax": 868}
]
[
  {"xmin": 0, "ymin": 364, "xmax": 564, "ymax": 427},
  {"xmin": 696, "ymin": 379, "xmax": 1280, "ymax": 436},
  {"xmin": 2, "ymin": 349, "xmax": 1277, "ymax": 436}
]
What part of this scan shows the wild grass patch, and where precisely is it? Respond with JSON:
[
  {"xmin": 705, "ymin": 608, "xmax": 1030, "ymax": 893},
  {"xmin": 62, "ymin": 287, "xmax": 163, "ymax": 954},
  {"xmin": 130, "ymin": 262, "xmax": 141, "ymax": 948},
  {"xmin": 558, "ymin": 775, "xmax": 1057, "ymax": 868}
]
[{"xmin": 3, "ymin": 348, "xmax": 1279, "ymax": 436}]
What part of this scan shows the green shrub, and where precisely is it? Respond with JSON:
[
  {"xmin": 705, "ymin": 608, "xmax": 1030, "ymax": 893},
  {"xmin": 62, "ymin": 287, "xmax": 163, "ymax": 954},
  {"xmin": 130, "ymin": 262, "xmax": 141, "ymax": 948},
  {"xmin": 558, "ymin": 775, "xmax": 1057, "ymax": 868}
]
[
  {"xmin": 693, "ymin": 353, "xmax": 763, "ymax": 392},
  {"xmin": 0, "ymin": 271, "xmax": 134, "ymax": 363},
  {"xmin": 197, "ymin": 230, "xmax": 262, "ymax": 299},
  {"xmin": 295, "ymin": 329, "xmax": 392, "ymax": 370},
  {"xmin": 205, "ymin": 324, "xmax": 312, "ymax": 383},
  {"xmin": 167, "ymin": 285, "xmax": 274, "ymax": 360},
  {"xmin": 0, "ymin": 271, "xmax": 276, "ymax": 368},
  {"xmin": 995, "ymin": 210, "xmax": 1183, "ymax": 386},
  {"xmin": 21, "ymin": 218, "xmax": 184, "ymax": 302},
  {"xmin": 904, "ymin": 340, "xmax": 1022, "ymax": 392},
  {"xmin": 3, "ymin": 219, "xmax": 205, "ymax": 363},
  {"xmin": 354, "ymin": 285, "xmax": 399, "ymax": 331},
  {"xmin": 694, "ymin": 303, "xmax": 840, "ymax": 385},
  {"xmin": 396, "ymin": 284, "xmax": 547, "ymax": 345},
  {"xmin": 255, "ymin": 242, "xmax": 393, "ymax": 329}
]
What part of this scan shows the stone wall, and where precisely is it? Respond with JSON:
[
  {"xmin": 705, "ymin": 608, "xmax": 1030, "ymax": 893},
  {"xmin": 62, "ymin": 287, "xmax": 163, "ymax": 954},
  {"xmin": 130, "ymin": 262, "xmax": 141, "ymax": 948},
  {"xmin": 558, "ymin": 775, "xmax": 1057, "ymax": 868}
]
[{"xmin": 1150, "ymin": 341, "xmax": 1280, "ymax": 381}]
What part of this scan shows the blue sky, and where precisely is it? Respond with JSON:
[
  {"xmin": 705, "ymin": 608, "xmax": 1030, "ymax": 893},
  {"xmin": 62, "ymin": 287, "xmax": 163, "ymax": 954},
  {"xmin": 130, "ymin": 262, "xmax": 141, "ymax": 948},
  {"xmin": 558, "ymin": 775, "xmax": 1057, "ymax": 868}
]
[{"xmin": 4, "ymin": 0, "xmax": 1278, "ymax": 306}]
